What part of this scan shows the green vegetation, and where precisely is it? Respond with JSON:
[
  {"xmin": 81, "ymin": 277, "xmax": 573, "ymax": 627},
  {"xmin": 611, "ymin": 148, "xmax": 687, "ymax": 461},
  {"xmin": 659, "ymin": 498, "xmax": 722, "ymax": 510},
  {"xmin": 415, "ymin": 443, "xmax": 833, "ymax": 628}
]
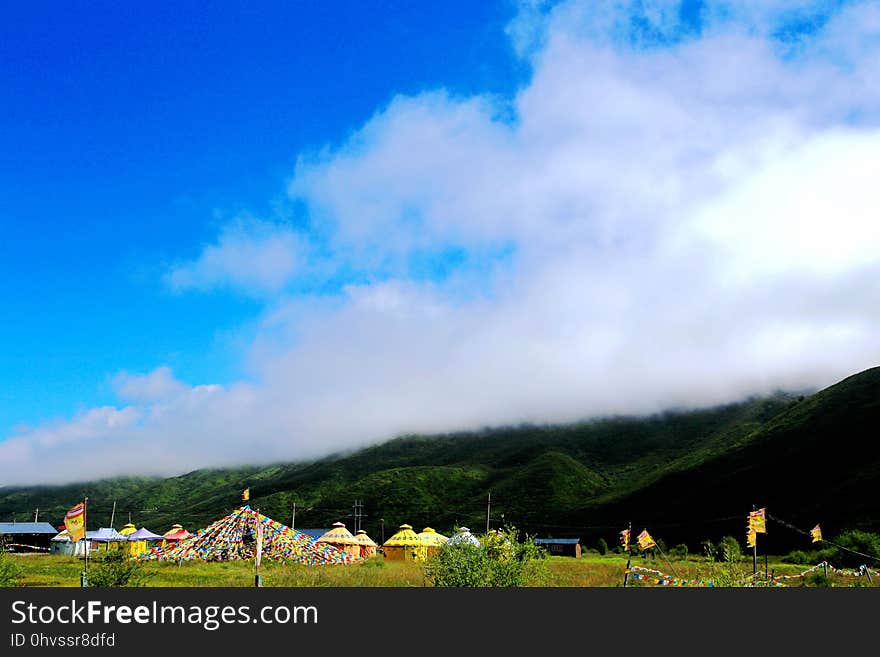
[
  {"xmin": 423, "ymin": 527, "xmax": 548, "ymax": 587},
  {"xmin": 2, "ymin": 366, "xmax": 880, "ymax": 553},
  {"xmin": 0, "ymin": 549, "xmax": 23, "ymax": 587},
  {"xmin": 86, "ymin": 550, "xmax": 151, "ymax": 588}
]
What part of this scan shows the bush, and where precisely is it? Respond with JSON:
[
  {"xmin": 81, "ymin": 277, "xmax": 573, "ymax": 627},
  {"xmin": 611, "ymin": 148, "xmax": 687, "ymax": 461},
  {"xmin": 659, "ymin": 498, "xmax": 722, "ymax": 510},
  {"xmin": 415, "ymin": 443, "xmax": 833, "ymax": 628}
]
[
  {"xmin": 718, "ymin": 536, "xmax": 742, "ymax": 562},
  {"xmin": 596, "ymin": 538, "xmax": 608, "ymax": 555},
  {"xmin": 669, "ymin": 543, "xmax": 689, "ymax": 560},
  {"xmin": 825, "ymin": 530, "xmax": 880, "ymax": 568},
  {"xmin": 0, "ymin": 550, "xmax": 22, "ymax": 587},
  {"xmin": 783, "ymin": 550, "xmax": 809, "ymax": 564},
  {"xmin": 423, "ymin": 527, "xmax": 548, "ymax": 587},
  {"xmin": 87, "ymin": 550, "xmax": 151, "ymax": 587}
]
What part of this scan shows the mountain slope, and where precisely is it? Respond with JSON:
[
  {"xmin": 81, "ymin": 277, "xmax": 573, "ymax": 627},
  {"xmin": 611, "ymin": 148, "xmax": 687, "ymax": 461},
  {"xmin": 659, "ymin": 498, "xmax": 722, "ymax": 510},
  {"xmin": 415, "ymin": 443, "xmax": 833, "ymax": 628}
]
[{"xmin": 2, "ymin": 368, "xmax": 878, "ymax": 552}]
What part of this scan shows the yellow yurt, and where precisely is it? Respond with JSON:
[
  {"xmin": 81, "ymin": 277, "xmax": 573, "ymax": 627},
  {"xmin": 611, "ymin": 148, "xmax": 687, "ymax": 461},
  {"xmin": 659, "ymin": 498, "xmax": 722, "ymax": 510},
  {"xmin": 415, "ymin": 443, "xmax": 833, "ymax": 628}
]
[
  {"xmin": 381, "ymin": 523, "xmax": 424, "ymax": 561},
  {"xmin": 353, "ymin": 529, "xmax": 378, "ymax": 558},
  {"xmin": 315, "ymin": 522, "xmax": 361, "ymax": 559},
  {"xmin": 119, "ymin": 523, "xmax": 138, "ymax": 556},
  {"xmin": 416, "ymin": 527, "xmax": 448, "ymax": 558}
]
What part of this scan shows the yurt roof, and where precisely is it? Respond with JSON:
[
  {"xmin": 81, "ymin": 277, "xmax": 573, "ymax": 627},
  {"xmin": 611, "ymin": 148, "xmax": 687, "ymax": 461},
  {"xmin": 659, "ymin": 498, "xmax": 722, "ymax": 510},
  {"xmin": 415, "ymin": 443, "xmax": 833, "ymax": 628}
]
[
  {"xmin": 316, "ymin": 522, "xmax": 358, "ymax": 545},
  {"xmin": 417, "ymin": 527, "xmax": 448, "ymax": 545},
  {"xmin": 353, "ymin": 530, "xmax": 377, "ymax": 547},
  {"xmin": 119, "ymin": 523, "xmax": 137, "ymax": 536},
  {"xmin": 164, "ymin": 524, "xmax": 191, "ymax": 540},
  {"xmin": 448, "ymin": 528, "xmax": 481, "ymax": 546},
  {"xmin": 382, "ymin": 524, "xmax": 422, "ymax": 547}
]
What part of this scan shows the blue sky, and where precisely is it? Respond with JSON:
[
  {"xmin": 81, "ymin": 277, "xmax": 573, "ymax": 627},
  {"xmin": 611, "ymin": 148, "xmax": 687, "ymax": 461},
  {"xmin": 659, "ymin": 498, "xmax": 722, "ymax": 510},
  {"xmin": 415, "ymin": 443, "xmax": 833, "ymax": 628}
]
[
  {"xmin": 3, "ymin": 1, "xmax": 880, "ymax": 484},
  {"xmin": 0, "ymin": 1, "xmax": 526, "ymax": 436}
]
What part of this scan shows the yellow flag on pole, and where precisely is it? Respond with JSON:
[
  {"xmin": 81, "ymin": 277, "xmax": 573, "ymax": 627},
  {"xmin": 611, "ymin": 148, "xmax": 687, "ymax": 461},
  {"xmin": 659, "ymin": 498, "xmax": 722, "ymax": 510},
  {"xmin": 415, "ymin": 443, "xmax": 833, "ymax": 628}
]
[
  {"xmin": 810, "ymin": 525, "xmax": 822, "ymax": 543},
  {"xmin": 620, "ymin": 528, "xmax": 631, "ymax": 552},
  {"xmin": 64, "ymin": 502, "xmax": 86, "ymax": 542},
  {"xmin": 637, "ymin": 529, "xmax": 656, "ymax": 550},
  {"xmin": 748, "ymin": 508, "xmax": 767, "ymax": 533},
  {"xmin": 746, "ymin": 527, "xmax": 757, "ymax": 548},
  {"xmin": 242, "ymin": 488, "xmax": 250, "ymax": 502}
]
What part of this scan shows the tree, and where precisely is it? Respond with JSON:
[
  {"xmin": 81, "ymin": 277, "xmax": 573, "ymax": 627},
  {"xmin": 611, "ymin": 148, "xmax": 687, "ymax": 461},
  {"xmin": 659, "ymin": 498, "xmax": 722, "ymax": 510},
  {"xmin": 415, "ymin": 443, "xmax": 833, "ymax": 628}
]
[
  {"xmin": 0, "ymin": 548, "xmax": 22, "ymax": 587},
  {"xmin": 596, "ymin": 538, "xmax": 608, "ymax": 555},
  {"xmin": 87, "ymin": 550, "xmax": 151, "ymax": 587}
]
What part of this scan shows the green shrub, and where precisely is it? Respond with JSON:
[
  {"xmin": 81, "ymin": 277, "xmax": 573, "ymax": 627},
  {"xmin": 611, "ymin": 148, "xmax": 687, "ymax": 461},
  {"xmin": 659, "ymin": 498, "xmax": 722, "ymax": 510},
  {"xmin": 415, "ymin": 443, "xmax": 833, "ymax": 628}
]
[
  {"xmin": 718, "ymin": 536, "xmax": 742, "ymax": 562},
  {"xmin": 783, "ymin": 550, "xmax": 809, "ymax": 564},
  {"xmin": 824, "ymin": 530, "xmax": 880, "ymax": 568},
  {"xmin": 596, "ymin": 538, "xmax": 608, "ymax": 555},
  {"xmin": 87, "ymin": 550, "xmax": 151, "ymax": 587},
  {"xmin": 423, "ymin": 527, "xmax": 547, "ymax": 587},
  {"xmin": 669, "ymin": 543, "xmax": 689, "ymax": 560},
  {"xmin": 0, "ymin": 550, "xmax": 22, "ymax": 587}
]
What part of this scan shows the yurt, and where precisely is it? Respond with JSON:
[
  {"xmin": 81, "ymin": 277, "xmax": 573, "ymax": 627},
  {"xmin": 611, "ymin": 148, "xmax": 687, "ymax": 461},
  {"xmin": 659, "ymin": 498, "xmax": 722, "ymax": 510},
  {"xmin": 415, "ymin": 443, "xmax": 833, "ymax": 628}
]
[
  {"xmin": 447, "ymin": 526, "xmax": 481, "ymax": 547},
  {"xmin": 381, "ymin": 523, "xmax": 424, "ymax": 561},
  {"xmin": 416, "ymin": 527, "xmax": 448, "ymax": 558},
  {"xmin": 125, "ymin": 527, "xmax": 164, "ymax": 556},
  {"xmin": 315, "ymin": 522, "xmax": 361, "ymax": 559},
  {"xmin": 119, "ymin": 523, "xmax": 136, "ymax": 554},
  {"xmin": 88, "ymin": 527, "xmax": 127, "ymax": 552},
  {"xmin": 49, "ymin": 529, "xmax": 91, "ymax": 556},
  {"xmin": 353, "ymin": 529, "xmax": 378, "ymax": 558},
  {"xmin": 162, "ymin": 524, "xmax": 191, "ymax": 548}
]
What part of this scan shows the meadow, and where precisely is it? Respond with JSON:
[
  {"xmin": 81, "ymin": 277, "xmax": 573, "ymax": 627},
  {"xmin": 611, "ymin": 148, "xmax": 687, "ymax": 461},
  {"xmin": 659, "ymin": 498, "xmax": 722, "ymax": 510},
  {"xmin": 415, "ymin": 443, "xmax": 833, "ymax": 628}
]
[{"xmin": 8, "ymin": 552, "xmax": 875, "ymax": 588}]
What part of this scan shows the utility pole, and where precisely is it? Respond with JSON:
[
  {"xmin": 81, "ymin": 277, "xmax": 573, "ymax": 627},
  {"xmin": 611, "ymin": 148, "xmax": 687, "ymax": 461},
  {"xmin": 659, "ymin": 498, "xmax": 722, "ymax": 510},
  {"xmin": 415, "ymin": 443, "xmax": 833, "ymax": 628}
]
[
  {"xmin": 34, "ymin": 508, "xmax": 39, "ymax": 523},
  {"xmin": 110, "ymin": 500, "xmax": 117, "ymax": 529},
  {"xmin": 486, "ymin": 491, "xmax": 491, "ymax": 533},
  {"xmin": 380, "ymin": 518, "xmax": 385, "ymax": 544},
  {"xmin": 291, "ymin": 503, "xmax": 296, "ymax": 532},
  {"xmin": 351, "ymin": 500, "xmax": 366, "ymax": 533}
]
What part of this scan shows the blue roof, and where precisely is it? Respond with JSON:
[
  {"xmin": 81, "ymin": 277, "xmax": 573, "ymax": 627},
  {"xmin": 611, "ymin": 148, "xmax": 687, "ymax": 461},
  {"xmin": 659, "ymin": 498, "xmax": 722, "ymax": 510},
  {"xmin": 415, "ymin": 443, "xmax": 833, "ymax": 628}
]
[
  {"xmin": 0, "ymin": 522, "xmax": 59, "ymax": 535},
  {"xmin": 296, "ymin": 528, "xmax": 329, "ymax": 541},
  {"xmin": 534, "ymin": 538, "xmax": 581, "ymax": 545}
]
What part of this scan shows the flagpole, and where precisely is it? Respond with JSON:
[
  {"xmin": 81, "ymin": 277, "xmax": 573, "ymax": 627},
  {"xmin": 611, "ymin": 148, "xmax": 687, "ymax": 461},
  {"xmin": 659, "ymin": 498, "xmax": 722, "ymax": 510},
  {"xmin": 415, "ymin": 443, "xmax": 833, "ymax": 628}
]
[
  {"xmin": 752, "ymin": 505, "xmax": 758, "ymax": 575},
  {"xmin": 622, "ymin": 521, "xmax": 632, "ymax": 587},
  {"xmin": 82, "ymin": 497, "xmax": 89, "ymax": 588}
]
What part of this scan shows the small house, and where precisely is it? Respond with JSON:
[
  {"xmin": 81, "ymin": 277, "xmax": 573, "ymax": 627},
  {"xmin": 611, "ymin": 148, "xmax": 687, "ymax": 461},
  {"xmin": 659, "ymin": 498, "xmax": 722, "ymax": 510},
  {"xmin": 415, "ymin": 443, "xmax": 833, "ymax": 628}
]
[{"xmin": 534, "ymin": 537, "xmax": 582, "ymax": 558}]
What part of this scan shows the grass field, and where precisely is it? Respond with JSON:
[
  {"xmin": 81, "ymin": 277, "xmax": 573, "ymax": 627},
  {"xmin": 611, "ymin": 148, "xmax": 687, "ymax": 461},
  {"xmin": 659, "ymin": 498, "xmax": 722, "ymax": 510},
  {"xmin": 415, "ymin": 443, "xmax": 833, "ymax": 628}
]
[{"xmin": 7, "ymin": 552, "xmax": 876, "ymax": 587}]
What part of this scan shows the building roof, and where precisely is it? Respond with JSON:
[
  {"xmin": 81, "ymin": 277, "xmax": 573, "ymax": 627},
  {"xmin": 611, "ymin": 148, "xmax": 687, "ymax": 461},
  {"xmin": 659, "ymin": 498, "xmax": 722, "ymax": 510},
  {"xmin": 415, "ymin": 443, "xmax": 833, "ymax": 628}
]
[
  {"xmin": 296, "ymin": 528, "xmax": 330, "ymax": 541},
  {"xmin": 316, "ymin": 522, "xmax": 359, "ymax": 545},
  {"xmin": 0, "ymin": 522, "xmax": 59, "ymax": 535},
  {"xmin": 534, "ymin": 538, "xmax": 581, "ymax": 545}
]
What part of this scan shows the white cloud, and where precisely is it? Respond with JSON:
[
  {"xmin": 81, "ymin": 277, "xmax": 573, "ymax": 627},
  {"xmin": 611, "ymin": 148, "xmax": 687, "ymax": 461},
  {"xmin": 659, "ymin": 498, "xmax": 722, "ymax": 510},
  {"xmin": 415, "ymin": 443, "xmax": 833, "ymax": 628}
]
[
  {"xmin": 165, "ymin": 218, "xmax": 304, "ymax": 296},
  {"xmin": 4, "ymin": 0, "xmax": 880, "ymax": 485}
]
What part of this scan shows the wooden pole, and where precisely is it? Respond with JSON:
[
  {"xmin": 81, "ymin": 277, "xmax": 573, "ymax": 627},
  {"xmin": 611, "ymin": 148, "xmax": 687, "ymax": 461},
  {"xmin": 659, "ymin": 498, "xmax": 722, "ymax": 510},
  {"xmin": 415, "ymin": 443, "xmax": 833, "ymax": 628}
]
[
  {"xmin": 109, "ymin": 500, "xmax": 116, "ymax": 529},
  {"xmin": 752, "ymin": 505, "xmax": 758, "ymax": 575},
  {"xmin": 82, "ymin": 497, "xmax": 89, "ymax": 587},
  {"xmin": 486, "ymin": 491, "xmax": 491, "ymax": 533},
  {"xmin": 291, "ymin": 503, "xmax": 296, "ymax": 531},
  {"xmin": 34, "ymin": 508, "xmax": 39, "ymax": 523},
  {"xmin": 623, "ymin": 556, "xmax": 632, "ymax": 587}
]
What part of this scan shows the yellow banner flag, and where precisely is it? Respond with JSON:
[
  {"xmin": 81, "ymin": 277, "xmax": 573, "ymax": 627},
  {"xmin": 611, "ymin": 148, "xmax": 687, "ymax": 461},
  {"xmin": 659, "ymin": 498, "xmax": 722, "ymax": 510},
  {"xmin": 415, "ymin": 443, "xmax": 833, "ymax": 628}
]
[
  {"xmin": 637, "ymin": 529, "xmax": 656, "ymax": 550},
  {"xmin": 810, "ymin": 525, "xmax": 822, "ymax": 543},
  {"xmin": 64, "ymin": 502, "xmax": 86, "ymax": 542},
  {"xmin": 746, "ymin": 527, "xmax": 756, "ymax": 548},
  {"xmin": 620, "ymin": 528, "xmax": 631, "ymax": 552},
  {"xmin": 748, "ymin": 508, "xmax": 767, "ymax": 534},
  {"xmin": 242, "ymin": 488, "xmax": 250, "ymax": 502}
]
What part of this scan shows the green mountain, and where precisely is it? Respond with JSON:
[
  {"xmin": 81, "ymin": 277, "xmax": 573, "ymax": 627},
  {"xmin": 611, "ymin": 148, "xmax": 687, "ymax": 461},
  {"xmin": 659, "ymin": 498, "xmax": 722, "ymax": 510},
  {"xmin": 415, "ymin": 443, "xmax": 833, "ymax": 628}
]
[{"xmin": 2, "ymin": 367, "xmax": 878, "ymax": 550}]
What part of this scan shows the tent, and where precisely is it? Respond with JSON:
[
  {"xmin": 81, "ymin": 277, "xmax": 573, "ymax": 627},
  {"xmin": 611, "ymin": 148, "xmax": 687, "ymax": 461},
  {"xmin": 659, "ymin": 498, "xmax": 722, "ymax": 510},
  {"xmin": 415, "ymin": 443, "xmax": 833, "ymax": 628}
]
[
  {"xmin": 315, "ymin": 522, "xmax": 361, "ymax": 558},
  {"xmin": 353, "ymin": 529, "xmax": 378, "ymax": 559},
  {"xmin": 163, "ymin": 524, "xmax": 191, "ymax": 541},
  {"xmin": 125, "ymin": 527, "xmax": 164, "ymax": 556},
  {"xmin": 416, "ymin": 527, "xmax": 448, "ymax": 558},
  {"xmin": 381, "ymin": 524, "xmax": 425, "ymax": 561},
  {"xmin": 119, "ymin": 523, "xmax": 137, "ymax": 537},
  {"xmin": 49, "ymin": 529, "xmax": 91, "ymax": 557},
  {"xmin": 139, "ymin": 506, "xmax": 355, "ymax": 565},
  {"xmin": 87, "ymin": 527, "xmax": 127, "ymax": 552},
  {"xmin": 447, "ymin": 526, "xmax": 481, "ymax": 547}
]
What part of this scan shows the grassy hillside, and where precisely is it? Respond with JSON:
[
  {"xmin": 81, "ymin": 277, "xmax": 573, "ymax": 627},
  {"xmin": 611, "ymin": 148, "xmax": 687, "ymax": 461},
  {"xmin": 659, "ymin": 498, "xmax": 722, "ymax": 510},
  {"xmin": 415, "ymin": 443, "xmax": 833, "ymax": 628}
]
[{"xmin": 2, "ymin": 368, "xmax": 878, "ymax": 552}]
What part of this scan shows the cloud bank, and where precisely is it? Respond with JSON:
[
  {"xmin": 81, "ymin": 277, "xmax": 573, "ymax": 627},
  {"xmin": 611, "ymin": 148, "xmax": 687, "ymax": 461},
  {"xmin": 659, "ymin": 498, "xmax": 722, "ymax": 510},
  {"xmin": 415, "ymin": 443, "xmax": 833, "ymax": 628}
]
[{"xmin": 4, "ymin": 0, "xmax": 880, "ymax": 484}]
